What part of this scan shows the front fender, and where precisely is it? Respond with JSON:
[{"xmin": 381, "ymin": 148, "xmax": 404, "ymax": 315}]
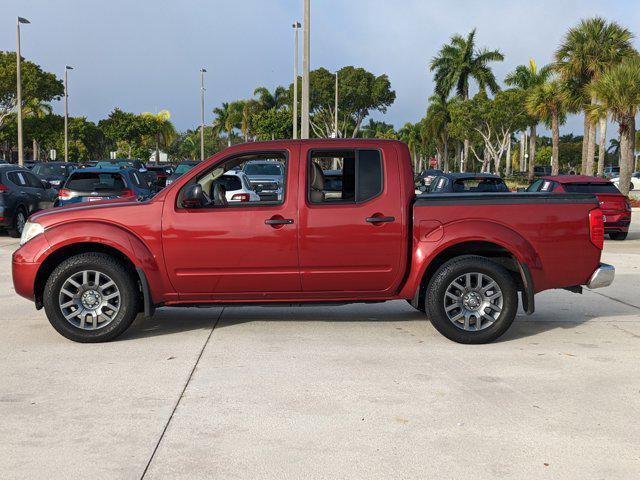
[{"xmin": 400, "ymin": 219, "xmax": 543, "ymax": 299}]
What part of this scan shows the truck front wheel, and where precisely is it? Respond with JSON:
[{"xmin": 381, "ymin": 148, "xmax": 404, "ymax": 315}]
[
  {"xmin": 426, "ymin": 255, "xmax": 518, "ymax": 344},
  {"xmin": 43, "ymin": 253, "xmax": 140, "ymax": 343}
]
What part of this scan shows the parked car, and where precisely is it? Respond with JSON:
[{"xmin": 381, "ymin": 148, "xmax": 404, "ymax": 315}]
[
  {"xmin": 166, "ymin": 161, "xmax": 200, "ymax": 186},
  {"xmin": 528, "ymin": 175, "xmax": 631, "ymax": 240},
  {"xmin": 612, "ymin": 173, "xmax": 640, "ymax": 192},
  {"xmin": 13, "ymin": 139, "xmax": 613, "ymax": 345},
  {"xmin": 56, "ymin": 167, "xmax": 152, "ymax": 206},
  {"xmin": 242, "ymin": 160, "xmax": 284, "ymax": 201},
  {"xmin": 32, "ymin": 162, "xmax": 78, "ymax": 189},
  {"xmin": 603, "ymin": 166, "xmax": 621, "ymax": 179},
  {"xmin": 95, "ymin": 159, "xmax": 156, "ymax": 190},
  {"xmin": 145, "ymin": 164, "xmax": 175, "ymax": 189},
  {"xmin": 415, "ymin": 169, "xmax": 444, "ymax": 188},
  {"xmin": 0, "ymin": 164, "xmax": 58, "ymax": 237},
  {"xmin": 533, "ymin": 166, "xmax": 552, "ymax": 177},
  {"xmin": 211, "ymin": 171, "xmax": 261, "ymax": 203},
  {"xmin": 423, "ymin": 173, "xmax": 510, "ymax": 194}
]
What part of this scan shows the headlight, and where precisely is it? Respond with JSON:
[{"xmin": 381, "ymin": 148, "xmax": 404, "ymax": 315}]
[{"xmin": 20, "ymin": 221, "xmax": 44, "ymax": 246}]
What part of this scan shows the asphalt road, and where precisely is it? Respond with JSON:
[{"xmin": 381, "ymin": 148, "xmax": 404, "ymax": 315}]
[{"xmin": 1, "ymin": 214, "xmax": 639, "ymax": 480}]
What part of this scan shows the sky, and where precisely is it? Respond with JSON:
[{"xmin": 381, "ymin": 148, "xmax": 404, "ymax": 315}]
[{"xmin": 2, "ymin": 0, "xmax": 640, "ymax": 135}]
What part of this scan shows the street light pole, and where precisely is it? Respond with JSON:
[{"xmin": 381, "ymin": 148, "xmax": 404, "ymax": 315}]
[
  {"xmin": 64, "ymin": 66, "xmax": 73, "ymax": 162},
  {"xmin": 301, "ymin": 0, "xmax": 310, "ymax": 139},
  {"xmin": 200, "ymin": 68, "xmax": 206, "ymax": 161},
  {"xmin": 16, "ymin": 17, "xmax": 30, "ymax": 167},
  {"xmin": 292, "ymin": 22, "xmax": 301, "ymax": 140},
  {"xmin": 334, "ymin": 71, "xmax": 338, "ymax": 138}
]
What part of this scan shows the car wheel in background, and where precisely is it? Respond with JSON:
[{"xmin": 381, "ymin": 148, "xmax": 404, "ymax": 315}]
[
  {"xmin": 43, "ymin": 253, "xmax": 140, "ymax": 343},
  {"xmin": 609, "ymin": 232, "xmax": 628, "ymax": 241},
  {"xmin": 426, "ymin": 255, "xmax": 518, "ymax": 344},
  {"xmin": 8, "ymin": 207, "xmax": 27, "ymax": 238}
]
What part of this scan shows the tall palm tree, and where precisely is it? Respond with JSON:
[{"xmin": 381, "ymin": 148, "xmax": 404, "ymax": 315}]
[
  {"xmin": 398, "ymin": 122, "xmax": 421, "ymax": 172},
  {"xmin": 505, "ymin": 59, "xmax": 553, "ymax": 180},
  {"xmin": 253, "ymin": 86, "xmax": 288, "ymax": 111},
  {"xmin": 141, "ymin": 110, "xmax": 176, "ymax": 163},
  {"xmin": 526, "ymin": 80, "xmax": 565, "ymax": 176},
  {"xmin": 212, "ymin": 102, "xmax": 241, "ymax": 147},
  {"xmin": 589, "ymin": 57, "xmax": 640, "ymax": 196},
  {"xmin": 424, "ymin": 94, "xmax": 451, "ymax": 172},
  {"xmin": 430, "ymin": 29, "xmax": 504, "ymax": 171},
  {"xmin": 555, "ymin": 17, "xmax": 635, "ymax": 175}
]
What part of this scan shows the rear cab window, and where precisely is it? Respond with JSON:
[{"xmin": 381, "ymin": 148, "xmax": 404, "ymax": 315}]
[
  {"xmin": 563, "ymin": 183, "xmax": 621, "ymax": 194},
  {"xmin": 452, "ymin": 178, "xmax": 508, "ymax": 193},
  {"xmin": 307, "ymin": 149, "xmax": 383, "ymax": 204},
  {"xmin": 67, "ymin": 172, "xmax": 127, "ymax": 192}
]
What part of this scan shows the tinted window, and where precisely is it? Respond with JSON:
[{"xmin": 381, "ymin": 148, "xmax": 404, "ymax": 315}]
[
  {"xmin": 32, "ymin": 164, "xmax": 71, "ymax": 176},
  {"xmin": 563, "ymin": 183, "xmax": 620, "ymax": 194},
  {"xmin": 130, "ymin": 172, "xmax": 142, "ymax": 187},
  {"xmin": 308, "ymin": 150, "xmax": 382, "ymax": 204},
  {"xmin": 25, "ymin": 172, "xmax": 45, "ymax": 188},
  {"xmin": 8, "ymin": 171, "xmax": 27, "ymax": 186},
  {"xmin": 175, "ymin": 163, "xmax": 196, "ymax": 175},
  {"xmin": 244, "ymin": 163, "xmax": 282, "ymax": 176},
  {"xmin": 452, "ymin": 178, "xmax": 508, "ymax": 193},
  {"xmin": 527, "ymin": 179, "xmax": 543, "ymax": 192},
  {"xmin": 67, "ymin": 173, "xmax": 127, "ymax": 191},
  {"xmin": 213, "ymin": 175, "xmax": 242, "ymax": 191}
]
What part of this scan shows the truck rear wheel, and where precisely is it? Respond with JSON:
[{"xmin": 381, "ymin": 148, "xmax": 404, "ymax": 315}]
[
  {"xmin": 426, "ymin": 255, "xmax": 518, "ymax": 344},
  {"xmin": 43, "ymin": 253, "xmax": 140, "ymax": 343}
]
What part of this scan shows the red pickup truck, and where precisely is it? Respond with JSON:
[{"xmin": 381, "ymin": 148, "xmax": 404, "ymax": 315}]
[{"xmin": 12, "ymin": 140, "xmax": 614, "ymax": 344}]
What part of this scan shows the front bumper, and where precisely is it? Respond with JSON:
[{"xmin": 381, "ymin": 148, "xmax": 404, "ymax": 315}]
[{"xmin": 586, "ymin": 263, "xmax": 615, "ymax": 289}]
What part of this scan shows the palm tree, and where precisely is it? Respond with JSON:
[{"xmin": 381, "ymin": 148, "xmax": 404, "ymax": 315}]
[
  {"xmin": 505, "ymin": 59, "xmax": 553, "ymax": 180},
  {"xmin": 212, "ymin": 102, "xmax": 242, "ymax": 147},
  {"xmin": 526, "ymin": 80, "xmax": 565, "ymax": 175},
  {"xmin": 424, "ymin": 94, "xmax": 451, "ymax": 172},
  {"xmin": 253, "ymin": 86, "xmax": 288, "ymax": 111},
  {"xmin": 430, "ymin": 29, "xmax": 504, "ymax": 171},
  {"xmin": 555, "ymin": 17, "xmax": 635, "ymax": 176},
  {"xmin": 398, "ymin": 122, "xmax": 421, "ymax": 172},
  {"xmin": 141, "ymin": 110, "xmax": 176, "ymax": 163},
  {"xmin": 589, "ymin": 57, "xmax": 640, "ymax": 195}
]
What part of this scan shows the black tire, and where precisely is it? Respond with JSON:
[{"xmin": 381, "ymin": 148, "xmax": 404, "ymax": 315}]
[
  {"xmin": 43, "ymin": 253, "xmax": 140, "ymax": 343},
  {"xmin": 609, "ymin": 231, "xmax": 628, "ymax": 241},
  {"xmin": 8, "ymin": 207, "xmax": 27, "ymax": 238},
  {"xmin": 426, "ymin": 255, "xmax": 518, "ymax": 344}
]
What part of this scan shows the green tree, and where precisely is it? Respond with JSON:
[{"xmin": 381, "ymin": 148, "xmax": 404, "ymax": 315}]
[
  {"xmin": 140, "ymin": 110, "xmax": 177, "ymax": 162},
  {"xmin": 526, "ymin": 80, "xmax": 566, "ymax": 175},
  {"xmin": 251, "ymin": 108, "xmax": 292, "ymax": 141},
  {"xmin": 555, "ymin": 17, "xmax": 636, "ymax": 175},
  {"xmin": 98, "ymin": 109, "xmax": 145, "ymax": 158},
  {"xmin": 212, "ymin": 102, "xmax": 243, "ymax": 146},
  {"xmin": 505, "ymin": 59, "xmax": 552, "ymax": 180},
  {"xmin": 430, "ymin": 29, "xmax": 504, "ymax": 171},
  {"xmin": 424, "ymin": 95, "xmax": 452, "ymax": 171},
  {"xmin": 253, "ymin": 86, "xmax": 288, "ymax": 111},
  {"xmin": 589, "ymin": 57, "xmax": 640, "ymax": 195}
]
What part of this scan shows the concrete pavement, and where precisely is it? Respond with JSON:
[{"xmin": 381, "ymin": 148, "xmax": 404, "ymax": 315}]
[{"xmin": 1, "ymin": 216, "xmax": 639, "ymax": 479}]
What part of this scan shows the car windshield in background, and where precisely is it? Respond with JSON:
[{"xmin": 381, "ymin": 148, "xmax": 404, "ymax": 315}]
[
  {"xmin": 452, "ymin": 178, "xmax": 509, "ymax": 193},
  {"xmin": 244, "ymin": 163, "xmax": 282, "ymax": 176},
  {"xmin": 563, "ymin": 183, "xmax": 621, "ymax": 194},
  {"xmin": 32, "ymin": 164, "xmax": 71, "ymax": 176},
  {"xmin": 96, "ymin": 161, "xmax": 134, "ymax": 169},
  {"xmin": 213, "ymin": 175, "xmax": 242, "ymax": 191},
  {"xmin": 175, "ymin": 164, "xmax": 196, "ymax": 175},
  {"xmin": 66, "ymin": 172, "xmax": 126, "ymax": 191}
]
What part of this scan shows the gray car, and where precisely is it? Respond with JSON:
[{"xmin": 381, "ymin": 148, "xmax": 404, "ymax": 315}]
[{"xmin": 242, "ymin": 160, "xmax": 284, "ymax": 201}]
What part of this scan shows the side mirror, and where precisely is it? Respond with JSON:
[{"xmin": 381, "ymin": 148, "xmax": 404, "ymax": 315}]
[
  {"xmin": 182, "ymin": 184, "xmax": 205, "ymax": 208},
  {"xmin": 516, "ymin": 187, "xmax": 526, "ymax": 193},
  {"xmin": 41, "ymin": 180, "xmax": 51, "ymax": 189}
]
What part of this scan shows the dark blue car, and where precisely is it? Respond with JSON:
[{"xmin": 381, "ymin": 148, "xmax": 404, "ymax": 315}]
[{"xmin": 57, "ymin": 167, "xmax": 153, "ymax": 206}]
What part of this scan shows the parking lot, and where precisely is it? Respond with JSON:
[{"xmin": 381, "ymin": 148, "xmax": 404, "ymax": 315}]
[{"xmin": 0, "ymin": 215, "xmax": 639, "ymax": 480}]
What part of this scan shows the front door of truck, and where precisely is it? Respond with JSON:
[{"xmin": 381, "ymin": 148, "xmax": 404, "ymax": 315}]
[
  {"xmin": 297, "ymin": 144, "xmax": 405, "ymax": 296},
  {"xmin": 162, "ymin": 147, "xmax": 300, "ymax": 298}
]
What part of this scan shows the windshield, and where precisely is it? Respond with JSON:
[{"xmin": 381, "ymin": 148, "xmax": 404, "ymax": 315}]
[
  {"xmin": 96, "ymin": 161, "xmax": 134, "ymax": 169},
  {"xmin": 32, "ymin": 164, "xmax": 72, "ymax": 176},
  {"xmin": 563, "ymin": 183, "xmax": 621, "ymax": 194},
  {"xmin": 175, "ymin": 163, "xmax": 196, "ymax": 175},
  {"xmin": 66, "ymin": 172, "xmax": 127, "ymax": 191},
  {"xmin": 453, "ymin": 178, "xmax": 509, "ymax": 193},
  {"xmin": 244, "ymin": 163, "xmax": 282, "ymax": 176}
]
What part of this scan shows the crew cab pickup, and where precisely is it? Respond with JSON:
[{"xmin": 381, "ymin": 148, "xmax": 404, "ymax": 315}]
[{"xmin": 12, "ymin": 140, "xmax": 614, "ymax": 344}]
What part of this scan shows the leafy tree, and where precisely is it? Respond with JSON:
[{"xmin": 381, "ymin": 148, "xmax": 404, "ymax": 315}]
[
  {"xmin": 589, "ymin": 57, "xmax": 640, "ymax": 195},
  {"xmin": 526, "ymin": 80, "xmax": 566, "ymax": 176},
  {"xmin": 555, "ymin": 17, "xmax": 636, "ymax": 175},
  {"xmin": 359, "ymin": 119, "xmax": 396, "ymax": 138},
  {"xmin": 307, "ymin": 66, "xmax": 395, "ymax": 138},
  {"xmin": 98, "ymin": 109, "xmax": 145, "ymax": 157},
  {"xmin": 253, "ymin": 86, "xmax": 288, "ymax": 111},
  {"xmin": 424, "ymin": 95, "xmax": 452, "ymax": 171},
  {"xmin": 251, "ymin": 108, "xmax": 292, "ymax": 141},
  {"xmin": 0, "ymin": 51, "xmax": 64, "ymax": 132},
  {"xmin": 212, "ymin": 102, "xmax": 243, "ymax": 146},
  {"xmin": 140, "ymin": 110, "xmax": 177, "ymax": 162}
]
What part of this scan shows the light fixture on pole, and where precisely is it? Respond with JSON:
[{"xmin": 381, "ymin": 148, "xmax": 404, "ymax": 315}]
[
  {"xmin": 292, "ymin": 22, "xmax": 301, "ymax": 140},
  {"xmin": 16, "ymin": 16, "xmax": 30, "ymax": 167},
  {"xmin": 200, "ymin": 68, "xmax": 207, "ymax": 161},
  {"xmin": 64, "ymin": 66, "xmax": 73, "ymax": 162},
  {"xmin": 301, "ymin": 0, "xmax": 310, "ymax": 139}
]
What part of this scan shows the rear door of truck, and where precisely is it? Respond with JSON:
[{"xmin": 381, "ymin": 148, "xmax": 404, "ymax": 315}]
[{"xmin": 297, "ymin": 142, "xmax": 407, "ymax": 295}]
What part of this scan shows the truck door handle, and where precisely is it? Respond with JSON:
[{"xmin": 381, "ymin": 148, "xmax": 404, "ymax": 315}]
[
  {"xmin": 265, "ymin": 218, "xmax": 294, "ymax": 225},
  {"xmin": 366, "ymin": 216, "xmax": 395, "ymax": 224}
]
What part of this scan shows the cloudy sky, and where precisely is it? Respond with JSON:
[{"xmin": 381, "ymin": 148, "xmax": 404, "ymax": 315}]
[{"xmin": 2, "ymin": 0, "xmax": 639, "ymax": 134}]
